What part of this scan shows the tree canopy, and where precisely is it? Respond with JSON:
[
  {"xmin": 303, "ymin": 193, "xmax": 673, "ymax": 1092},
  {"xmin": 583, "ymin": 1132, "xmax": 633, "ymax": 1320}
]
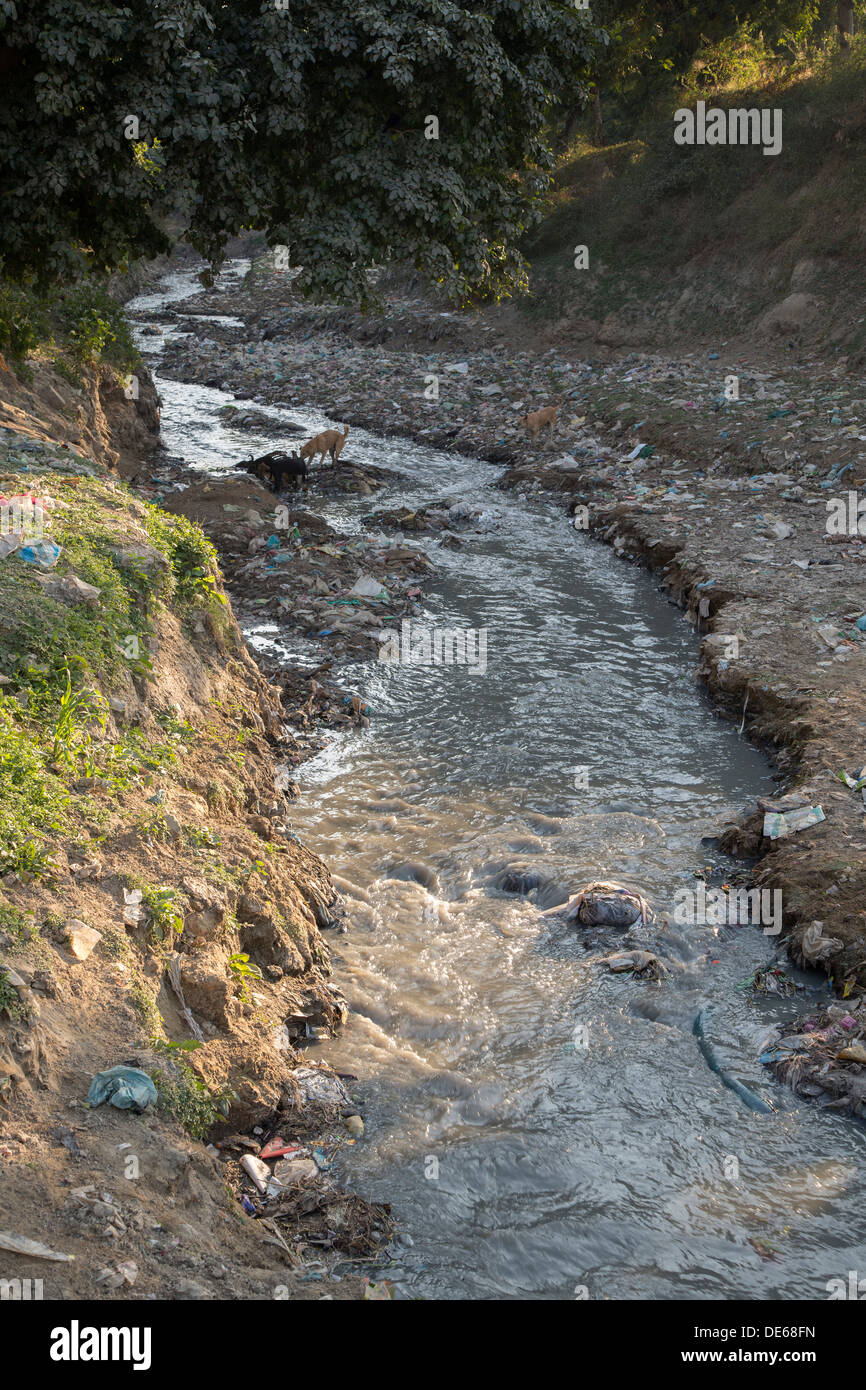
[{"xmin": 0, "ymin": 0, "xmax": 603, "ymax": 303}]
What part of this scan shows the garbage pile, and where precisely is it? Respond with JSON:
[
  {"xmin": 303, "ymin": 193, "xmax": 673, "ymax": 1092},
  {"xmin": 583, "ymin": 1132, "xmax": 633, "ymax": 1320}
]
[
  {"xmin": 155, "ymin": 474, "xmax": 435, "ymax": 664},
  {"xmin": 759, "ymin": 996, "xmax": 866, "ymax": 1116},
  {"xmin": 219, "ymin": 1064, "xmax": 394, "ymax": 1265}
]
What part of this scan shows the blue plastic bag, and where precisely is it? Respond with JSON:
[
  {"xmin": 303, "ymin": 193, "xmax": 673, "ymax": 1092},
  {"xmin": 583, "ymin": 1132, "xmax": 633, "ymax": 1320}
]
[{"xmin": 87, "ymin": 1065, "xmax": 158, "ymax": 1112}]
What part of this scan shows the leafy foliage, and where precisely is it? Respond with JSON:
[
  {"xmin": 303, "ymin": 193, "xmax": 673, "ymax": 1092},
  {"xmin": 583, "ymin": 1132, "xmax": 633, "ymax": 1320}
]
[{"xmin": 0, "ymin": 0, "xmax": 603, "ymax": 304}]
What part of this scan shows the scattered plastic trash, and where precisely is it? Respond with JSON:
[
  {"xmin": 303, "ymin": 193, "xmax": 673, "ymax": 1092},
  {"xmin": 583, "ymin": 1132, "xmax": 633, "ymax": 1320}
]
[
  {"xmin": 0, "ymin": 1232, "xmax": 74, "ymax": 1262},
  {"xmin": 122, "ymin": 888, "xmax": 143, "ymax": 927},
  {"xmin": 363, "ymin": 1278, "xmax": 395, "ymax": 1300},
  {"xmin": 288, "ymin": 1066, "xmax": 352, "ymax": 1109},
  {"xmin": 760, "ymin": 995, "xmax": 866, "ymax": 1113},
  {"xmin": 87, "ymin": 1066, "xmax": 157, "ymax": 1112},
  {"xmin": 735, "ymin": 966, "xmax": 801, "ymax": 997},
  {"xmin": 762, "ymin": 805, "xmax": 825, "ymax": 839},
  {"xmin": 241, "ymin": 1154, "xmax": 271, "ymax": 1194},
  {"xmin": 17, "ymin": 540, "xmax": 61, "ymax": 567},
  {"xmin": 599, "ymin": 949, "xmax": 668, "ymax": 978},
  {"xmin": 349, "ymin": 573, "xmax": 387, "ymax": 598},
  {"xmin": 259, "ymin": 1136, "xmax": 303, "ymax": 1159},
  {"xmin": 268, "ymin": 1155, "xmax": 318, "ymax": 1192},
  {"xmin": 693, "ymin": 1008, "xmax": 774, "ymax": 1114},
  {"xmin": 95, "ymin": 1260, "xmax": 138, "ymax": 1289},
  {"xmin": 800, "ymin": 920, "xmax": 843, "ymax": 963}
]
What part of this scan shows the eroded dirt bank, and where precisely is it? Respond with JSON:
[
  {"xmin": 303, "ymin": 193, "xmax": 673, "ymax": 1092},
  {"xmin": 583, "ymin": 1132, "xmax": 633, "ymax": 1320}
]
[
  {"xmin": 152, "ymin": 252, "xmax": 866, "ymax": 993},
  {"xmin": 0, "ymin": 365, "xmax": 393, "ymax": 1301}
]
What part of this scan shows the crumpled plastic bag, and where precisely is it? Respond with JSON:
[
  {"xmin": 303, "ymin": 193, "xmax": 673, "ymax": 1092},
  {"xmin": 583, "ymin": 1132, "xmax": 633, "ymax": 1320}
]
[
  {"xmin": 87, "ymin": 1065, "xmax": 157, "ymax": 1112},
  {"xmin": 801, "ymin": 921, "xmax": 843, "ymax": 963}
]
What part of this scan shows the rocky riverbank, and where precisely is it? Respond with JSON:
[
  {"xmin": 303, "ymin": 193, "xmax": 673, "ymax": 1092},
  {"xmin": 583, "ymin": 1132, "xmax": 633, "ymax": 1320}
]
[{"xmin": 147, "ymin": 248, "xmax": 866, "ymax": 994}]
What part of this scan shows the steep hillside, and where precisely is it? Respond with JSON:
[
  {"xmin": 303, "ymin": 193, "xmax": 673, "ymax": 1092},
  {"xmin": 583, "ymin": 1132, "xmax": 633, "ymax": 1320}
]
[{"xmin": 518, "ymin": 40, "xmax": 866, "ymax": 362}]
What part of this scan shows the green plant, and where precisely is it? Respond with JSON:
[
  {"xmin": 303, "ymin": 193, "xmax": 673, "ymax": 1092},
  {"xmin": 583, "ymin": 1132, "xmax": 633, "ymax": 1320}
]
[
  {"xmin": 135, "ymin": 807, "xmax": 170, "ymax": 842},
  {"xmin": 52, "ymin": 281, "xmax": 138, "ymax": 371},
  {"xmin": 0, "ymin": 903, "xmax": 35, "ymax": 941},
  {"xmin": 128, "ymin": 977, "xmax": 163, "ymax": 1037},
  {"xmin": 0, "ymin": 966, "xmax": 29, "ymax": 1023},
  {"xmin": 0, "ymin": 695, "xmax": 68, "ymax": 877},
  {"xmin": 141, "ymin": 885, "xmax": 185, "ymax": 944},
  {"xmin": 0, "ymin": 3, "xmax": 605, "ymax": 308},
  {"xmin": 228, "ymin": 952, "xmax": 263, "ymax": 1001},
  {"xmin": 150, "ymin": 1044, "xmax": 233, "ymax": 1140},
  {"xmin": 50, "ymin": 668, "xmax": 108, "ymax": 771},
  {"xmin": 184, "ymin": 825, "xmax": 221, "ymax": 849},
  {"xmin": 142, "ymin": 508, "xmax": 226, "ymax": 609},
  {"xmin": 0, "ymin": 277, "xmax": 50, "ymax": 370}
]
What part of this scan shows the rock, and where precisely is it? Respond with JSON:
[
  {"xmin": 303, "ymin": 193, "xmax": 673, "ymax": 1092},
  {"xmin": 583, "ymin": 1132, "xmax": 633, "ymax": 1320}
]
[
  {"xmin": 789, "ymin": 258, "xmax": 819, "ymax": 291},
  {"xmin": 757, "ymin": 293, "xmax": 819, "ymax": 335},
  {"xmin": 344, "ymin": 1114, "xmax": 364, "ymax": 1138},
  {"xmin": 246, "ymin": 815, "xmax": 273, "ymax": 841},
  {"xmin": 178, "ymin": 955, "xmax": 235, "ymax": 1028},
  {"xmin": 110, "ymin": 542, "xmax": 170, "ymax": 576},
  {"xmin": 174, "ymin": 1277, "xmax": 212, "ymax": 1300},
  {"xmin": 36, "ymin": 381, "xmax": 68, "ymax": 413},
  {"xmin": 42, "ymin": 574, "xmax": 101, "ymax": 608},
  {"xmin": 65, "ymin": 921, "xmax": 102, "ymax": 961}
]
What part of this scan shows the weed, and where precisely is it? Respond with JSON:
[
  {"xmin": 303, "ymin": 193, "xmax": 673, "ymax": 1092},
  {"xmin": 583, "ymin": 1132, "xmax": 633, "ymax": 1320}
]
[
  {"xmin": 128, "ymin": 977, "xmax": 163, "ymax": 1037},
  {"xmin": 184, "ymin": 825, "xmax": 221, "ymax": 849},
  {"xmin": 150, "ymin": 1043, "xmax": 233, "ymax": 1140},
  {"xmin": 0, "ymin": 966, "xmax": 28, "ymax": 1022},
  {"xmin": 0, "ymin": 902, "xmax": 35, "ymax": 941},
  {"xmin": 141, "ymin": 885, "xmax": 185, "ymax": 945},
  {"xmin": 228, "ymin": 952, "xmax": 263, "ymax": 1001},
  {"xmin": 135, "ymin": 807, "xmax": 170, "ymax": 842},
  {"xmin": 50, "ymin": 668, "xmax": 108, "ymax": 772},
  {"xmin": 0, "ymin": 695, "xmax": 67, "ymax": 877}
]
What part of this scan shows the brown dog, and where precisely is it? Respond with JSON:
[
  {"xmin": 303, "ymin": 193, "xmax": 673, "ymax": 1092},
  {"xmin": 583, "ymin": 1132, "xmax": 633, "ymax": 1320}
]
[
  {"xmin": 517, "ymin": 405, "xmax": 558, "ymax": 442},
  {"xmin": 300, "ymin": 424, "xmax": 350, "ymax": 467}
]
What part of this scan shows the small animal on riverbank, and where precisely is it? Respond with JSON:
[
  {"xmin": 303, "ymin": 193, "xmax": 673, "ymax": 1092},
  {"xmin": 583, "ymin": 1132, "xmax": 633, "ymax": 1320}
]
[
  {"xmin": 517, "ymin": 404, "xmax": 558, "ymax": 443},
  {"xmin": 237, "ymin": 449, "xmax": 307, "ymax": 492},
  {"xmin": 300, "ymin": 425, "xmax": 350, "ymax": 467}
]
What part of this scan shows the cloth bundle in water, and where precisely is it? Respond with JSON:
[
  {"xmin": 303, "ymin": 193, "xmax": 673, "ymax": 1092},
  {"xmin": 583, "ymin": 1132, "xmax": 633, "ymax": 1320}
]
[{"xmin": 541, "ymin": 880, "xmax": 652, "ymax": 928}]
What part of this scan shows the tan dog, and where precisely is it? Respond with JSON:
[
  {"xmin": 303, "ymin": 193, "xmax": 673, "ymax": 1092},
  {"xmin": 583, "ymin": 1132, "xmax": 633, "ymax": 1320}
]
[
  {"xmin": 300, "ymin": 424, "xmax": 349, "ymax": 467},
  {"xmin": 517, "ymin": 404, "xmax": 558, "ymax": 443}
]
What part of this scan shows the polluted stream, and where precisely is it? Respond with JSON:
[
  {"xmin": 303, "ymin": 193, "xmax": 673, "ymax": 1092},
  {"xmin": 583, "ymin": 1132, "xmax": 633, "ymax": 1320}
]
[{"xmin": 128, "ymin": 267, "xmax": 866, "ymax": 1301}]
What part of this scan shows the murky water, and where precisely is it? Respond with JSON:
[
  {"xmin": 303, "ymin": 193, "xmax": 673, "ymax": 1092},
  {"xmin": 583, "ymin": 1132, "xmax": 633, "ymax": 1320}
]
[{"xmin": 128, "ymin": 267, "xmax": 866, "ymax": 1302}]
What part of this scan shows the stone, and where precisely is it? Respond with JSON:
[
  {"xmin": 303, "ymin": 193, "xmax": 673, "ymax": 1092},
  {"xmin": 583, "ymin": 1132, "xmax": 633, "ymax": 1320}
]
[
  {"xmin": 757, "ymin": 293, "xmax": 819, "ymax": 336},
  {"xmin": 42, "ymin": 574, "xmax": 101, "ymax": 608},
  {"xmin": 66, "ymin": 921, "xmax": 102, "ymax": 961},
  {"xmin": 110, "ymin": 542, "xmax": 170, "ymax": 576}
]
